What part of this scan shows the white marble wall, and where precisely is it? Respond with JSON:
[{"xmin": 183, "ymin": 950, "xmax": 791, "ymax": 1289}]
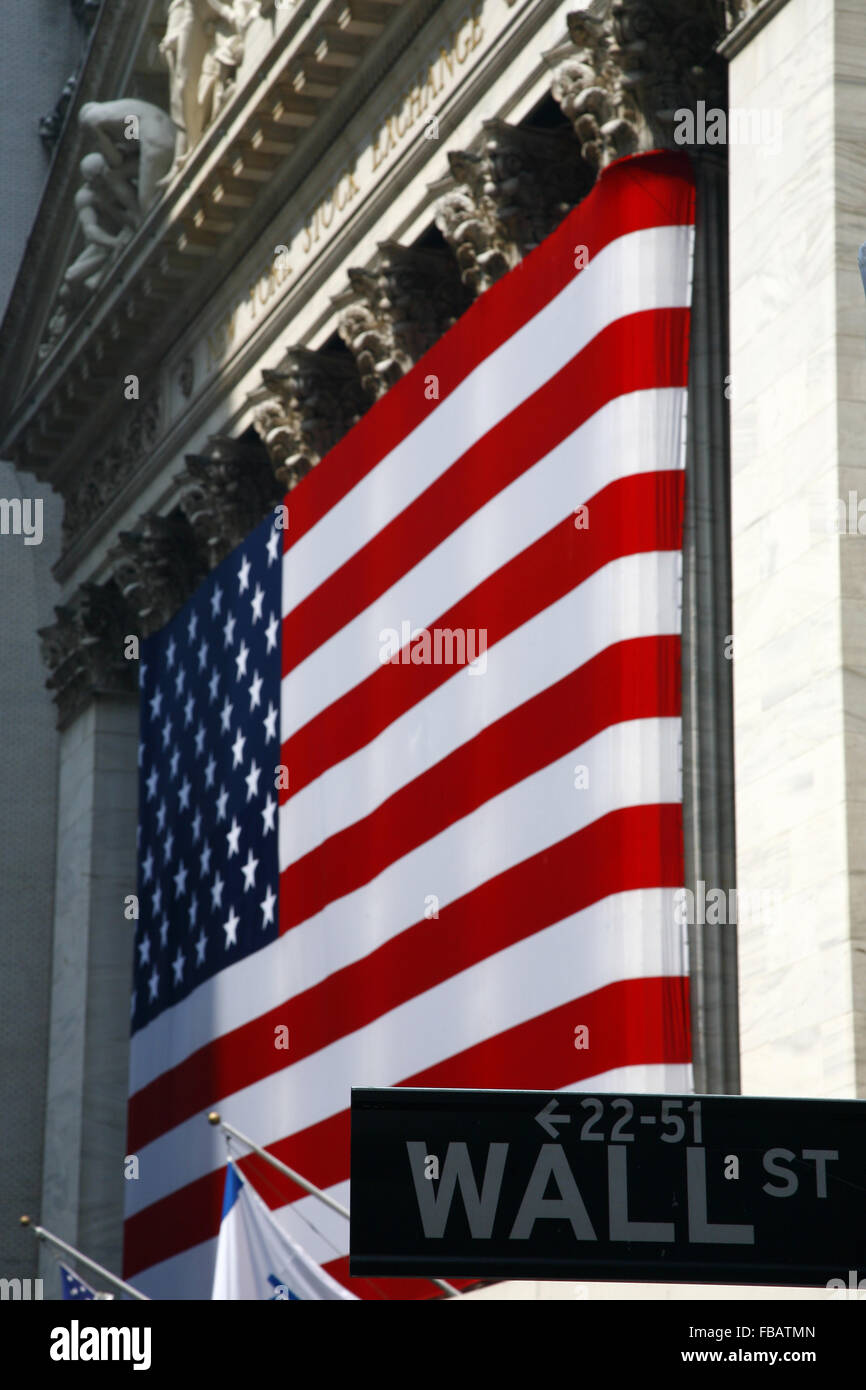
[{"xmin": 728, "ymin": 0, "xmax": 866, "ymax": 1097}]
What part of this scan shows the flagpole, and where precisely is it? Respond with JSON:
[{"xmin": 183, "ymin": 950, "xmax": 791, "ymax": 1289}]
[
  {"xmin": 19, "ymin": 1216, "xmax": 151, "ymax": 1301},
  {"xmin": 208, "ymin": 1112, "xmax": 460, "ymax": 1298}
]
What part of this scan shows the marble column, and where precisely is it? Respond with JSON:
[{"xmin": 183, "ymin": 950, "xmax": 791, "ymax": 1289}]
[{"xmin": 38, "ymin": 694, "xmax": 139, "ymax": 1295}]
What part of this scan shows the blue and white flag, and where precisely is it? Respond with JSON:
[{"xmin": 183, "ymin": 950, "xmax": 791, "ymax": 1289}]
[
  {"xmin": 60, "ymin": 1263, "xmax": 112, "ymax": 1300},
  {"xmin": 212, "ymin": 1161, "xmax": 357, "ymax": 1300}
]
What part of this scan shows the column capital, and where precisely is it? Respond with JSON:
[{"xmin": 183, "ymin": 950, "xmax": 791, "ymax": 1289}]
[
  {"xmin": 551, "ymin": 2, "xmax": 727, "ymax": 171},
  {"xmin": 250, "ymin": 346, "xmax": 368, "ymax": 490},
  {"xmin": 176, "ymin": 435, "xmax": 284, "ymax": 567},
  {"xmin": 38, "ymin": 580, "xmax": 137, "ymax": 728}
]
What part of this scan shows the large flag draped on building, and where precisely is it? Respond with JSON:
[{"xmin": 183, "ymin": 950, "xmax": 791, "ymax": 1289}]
[{"xmin": 125, "ymin": 150, "xmax": 696, "ymax": 1298}]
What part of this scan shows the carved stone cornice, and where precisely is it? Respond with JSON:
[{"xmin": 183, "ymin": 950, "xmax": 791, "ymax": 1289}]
[
  {"xmin": 176, "ymin": 435, "xmax": 284, "ymax": 566},
  {"xmin": 60, "ymin": 394, "xmax": 162, "ymax": 551},
  {"xmin": 551, "ymin": 2, "xmax": 728, "ymax": 171},
  {"xmin": 434, "ymin": 119, "xmax": 592, "ymax": 296},
  {"xmin": 337, "ymin": 242, "xmax": 471, "ymax": 399},
  {"xmin": 249, "ymin": 346, "xmax": 369, "ymax": 490},
  {"xmin": 1, "ymin": 0, "xmax": 431, "ymax": 486},
  {"xmin": 108, "ymin": 512, "xmax": 206, "ymax": 638},
  {"xmin": 38, "ymin": 578, "xmax": 136, "ymax": 729}
]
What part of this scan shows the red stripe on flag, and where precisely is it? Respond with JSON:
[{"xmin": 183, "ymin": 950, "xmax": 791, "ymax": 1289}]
[
  {"xmin": 282, "ymin": 151, "xmax": 694, "ymax": 552},
  {"xmin": 281, "ymin": 305, "xmax": 690, "ymax": 676},
  {"xmin": 124, "ymin": 973, "xmax": 689, "ymax": 1277},
  {"xmin": 128, "ymin": 799, "xmax": 683, "ymax": 1150},
  {"xmin": 279, "ymin": 635, "xmax": 681, "ymax": 929},
  {"xmin": 281, "ymin": 467, "xmax": 685, "ymax": 804}
]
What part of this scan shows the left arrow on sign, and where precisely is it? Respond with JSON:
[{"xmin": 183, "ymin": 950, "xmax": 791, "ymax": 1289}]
[{"xmin": 535, "ymin": 1098, "xmax": 570, "ymax": 1138}]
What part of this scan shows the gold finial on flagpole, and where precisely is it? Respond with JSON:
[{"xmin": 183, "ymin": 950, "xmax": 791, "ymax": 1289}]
[
  {"xmin": 208, "ymin": 1110, "xmax": 221, "ymax": 1125},
  {"xmin": 19, "ymin": 1214, "xmax": 31, "ymax": 1226}
]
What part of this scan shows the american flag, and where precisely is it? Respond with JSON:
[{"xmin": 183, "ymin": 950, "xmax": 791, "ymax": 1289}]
[{"xmin": 125, "ymin": 150, "xmax": 695, "ymax": 1298}]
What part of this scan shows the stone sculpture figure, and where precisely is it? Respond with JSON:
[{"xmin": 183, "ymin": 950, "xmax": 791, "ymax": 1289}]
[
  {"xmin": 62, "ymin": 152, "xmax": 138, "ymax": 296},
  {"xmin": 198, "ymin": 0, "xmax": 261, "ymax": 130},
  {"xmin": 78, "ymin": 99, "xmax": 175, "ymax": 212},
  {"xmin": 160, "ymin": 0, "xmax": 261, "ymax": 180}
]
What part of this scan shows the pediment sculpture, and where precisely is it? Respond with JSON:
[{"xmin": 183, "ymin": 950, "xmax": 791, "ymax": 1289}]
[{"xmin": 160, "ymin": 0, "xmax": 261, "ymax": 181}]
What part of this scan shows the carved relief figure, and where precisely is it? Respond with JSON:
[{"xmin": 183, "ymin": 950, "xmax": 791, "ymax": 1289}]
[{"xmin": 160, "ymin": 0, "xmax": 260, "ymax": 180}]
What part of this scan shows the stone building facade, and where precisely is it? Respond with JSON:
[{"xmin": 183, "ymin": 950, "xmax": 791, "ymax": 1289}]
[{"xmin": 3, "ymin": 0, "xmax": 858, "ymax": 1300}]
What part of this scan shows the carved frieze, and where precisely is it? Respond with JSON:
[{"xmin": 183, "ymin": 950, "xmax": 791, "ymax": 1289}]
[
  {"xmin": 338, "ymin": 242, "xmax": 471, "ymax": 399},
  {"xmin": 176, "ymin": 434, "xmax": 284, "ymax": 565},
  {"xmin": 250, "ymin": 347, "xmax": 368, "ymax": 490},
  {"xmin": 552, "ymin": 2, "xmax": 727, "ymax": 171},
  {"xmin": 435, "ymin": 119, "xmax": 592, "ymax": 296},
  {"xmin": 38, "ymin": 578, "xmax": 136, "ymax": 728},
  {"xmin": 60, "ymin": 394, "xmax": 161, "ymax": 549}
]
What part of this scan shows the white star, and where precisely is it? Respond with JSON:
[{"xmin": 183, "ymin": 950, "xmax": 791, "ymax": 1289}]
[
  {"xmin": 194, "ymin": 722, "xmax": 206, "ymax": 756},
  {"xmin": 208, "ymin": 668, "xmax": 220, "ymax": 703},
  {"xmin": 178, "ymin": 777, "xmax": 191, "ymax": 811},
  {"xmin": 156, "ymin": 799, "xmax": 167, "ymax": 832},
  {"xmin": 152, "ymin": 882, "xmax": 162, "ymax": 914},
  {"xmin": 141, "ymin": 661, "xmax": 147, "ymax": 685},
  {"xmin": 149, "ymin": 687, "xmax": 163, "ymax": 719},
  {"xmin": 142, "ymin": 847, "xmax": 155, "ymax": 883},
  {"xmin": 215, "ymin": 785, "xmax": 229, "ymax": 822},
  {"xmin": 250, "ymin": 583, "xmax": 264, "ymax": 622},
  {"xmin": 191, "ymin": 807, "xmax": 202, "ymax": 843},
  {"xmin": 248, "ymin": 671, "xmax": 263, "ymax": 710},
  {"xmin": 241, "ymin": 847, "xmax": 259, "ymax": 891},
  {"xmin": 183, "ymin": 693, "xmax": 195, "ymax": 726},
  {"xmin": 231, "ymin": 727, "xmax": 246, "ymax": 768},
  {"xmin": 210, "ymin": 871, "xmax": 225, "ymax": 910},
  {"xmin": 260, "ymin": 885, "xmax": 277, "ymax": 927},
  {"xmin": 169, "ymin": 746, "xmax": 180, "ymax": 779},
  {"xmin": 164, "ymin": 828, "xmax": 174, "ymax": 864},
  {"xmin": 220, "ymin": 696, "xmax": 233, "ymax": 733},
  {"xmin": 195, "ymin": 929, "xmax": 207, "ymax": 965},
  {"xmin": 166, "ymin": 637, "xmax": 176, "ymax": 669},
  {"xmin": 161, "ymin": 715, "xmax": 173, "ymax": 749},
  {"xmin": 235, "ymin": 639, "xmax": 250, "ymax": 680},
  {"xmin": 245, "ymin": 758, "xmax": 261, "ymax": 801},
  {"xmin": 261, "ymin": 794, "xmax": 277, "ymax": 835},
  {"xmin": 265, "ymin": 612, "xmax": 279, "ymax": 653},
  {"xmin": 238, "ymin": 555, "xmax": 251, "ymax": 593},
  {"xmin": 187, "ymin": 610, "xmax": 198, "ymax": 642},
  {"xmin": 146, "ymin": 767, "xmax": 159, "ymax": 801},
  {"xmin": 197, "ymin": 638, "xmax": 209, "ymax": 672},
  {"xmin": 159, "ymin": 917, "xmax": 169, "ymax": 948},
  {"xmin": 138, "ymin": 934, "xmax": 151, "ymax": 967},
  {"xmin": 173, "ymin": 860, "xmax": 188, "ymax": 897},
  {"xmin": 172, "ymin": 948, "xmax": 186, "ymax": 985},
  {"xmin": 226, "ymin": 817, "xmax": 241, "ymax": 857},
  {"xmin": 138, "ymin": 741, "xmax": 144, "ymax": 768},
  {"xmin": 204, "ymin": 754, "xmax": 216, "ymax": 789},
  {"xmin": 266, "ymin": 528, "xmax": 280, "ymax": 565},
  {"xmin": 210, "ymin": 583, "xmax": 223, "ymax": 618},
  {"xmin": 148, "ymin": 966, "xmax": 159, "ymax": 1001},
  {"xmin": 189, "ymin": 894, "xmax": 198, "ymax": 929},
  {"xmin": 223, "ymin": 906, "xmax": 240, "ymax": 948},
  {"xmin": 223, "ymin": 612, "xmax": 236, "ymax": 647},
  {"xmin": 263, "ymin": 702, "xmax": 278, "ymax": 742},
  {"xmin": 174, "ymin": 664, "xmax": 186, "ymax": 697},
  {"xmin": 199, "ymin": 839, "xmax": 212, "ymax": 876}
]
